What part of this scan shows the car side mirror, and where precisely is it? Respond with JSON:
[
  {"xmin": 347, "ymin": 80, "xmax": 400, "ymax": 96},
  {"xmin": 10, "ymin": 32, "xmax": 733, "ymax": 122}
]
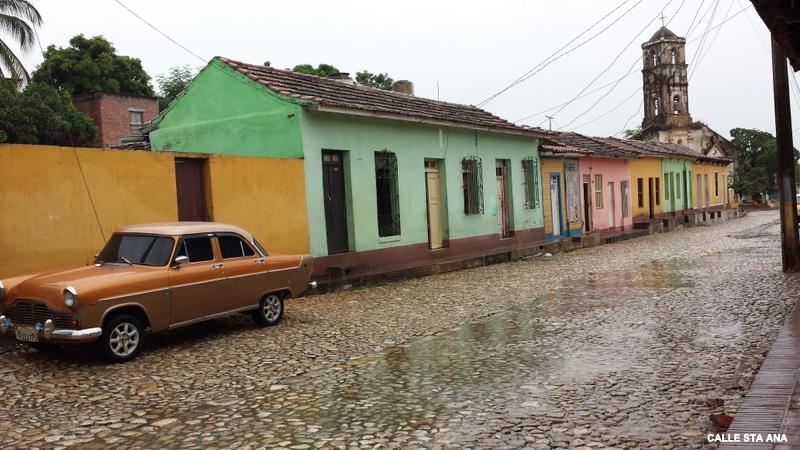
[{"xmin": 173, "ymin": 255, "xmax": 189, "ymax": 268}]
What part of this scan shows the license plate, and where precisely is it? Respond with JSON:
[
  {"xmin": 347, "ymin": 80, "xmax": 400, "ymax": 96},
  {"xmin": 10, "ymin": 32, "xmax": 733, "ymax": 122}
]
[{"xmin": 15, "ymin": 328, "xmax": 39, "ymax": 343}]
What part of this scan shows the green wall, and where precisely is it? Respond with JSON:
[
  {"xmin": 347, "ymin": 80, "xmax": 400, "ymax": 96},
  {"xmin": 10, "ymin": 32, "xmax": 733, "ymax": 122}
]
[
  {"xmin": 301, "ymin": 111, "xmax": 543, "ymax": 256},
  {"xmin": 662, "ymin": 158, "xmax": 693, "ymax": 213},
  {"xmin": 150, "ymin": 59, "xmax": 304, "ymax": 158}
]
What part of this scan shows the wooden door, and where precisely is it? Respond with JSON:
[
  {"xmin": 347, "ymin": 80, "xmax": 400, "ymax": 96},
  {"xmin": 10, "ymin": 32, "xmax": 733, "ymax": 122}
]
[
  {"xmin": 175, "ymin": 158, "xmax": 209, "ymax": 221},
  {"xmin": 582, "ymin": 175, "xmax": 592, "ymax": 231},
  {"xmin": 495, "ymin": 160, "xmax": 510, "ymax": 238},
  {"xmin": 322, "ymin": 151, "xmax": 349, "ymax": 255},
  {"xmin": 425, "ymin": 160, "xmax": 444, "ymax": 249},
  {"xmin": 550, "ymin": 174, "xmax": 561, "ymax": 236},
  {"xmin": 648, "ymin": 178, "xmax": 655, "ymax": 219},
  {"xmin": 704, "ymin": 174, "xmax": 710, "ymax": 207},
  {"xmin": 607, "ymin": 181, "xmax": 615, "ymax": 228}
]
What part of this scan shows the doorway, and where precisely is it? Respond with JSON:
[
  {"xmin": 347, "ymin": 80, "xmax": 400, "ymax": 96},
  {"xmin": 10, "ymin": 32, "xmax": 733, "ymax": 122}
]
[
  {"xmin": 322, "ymin": 150, "xmax": 349, "ymax": 255},
  {"xmin": 495, "ymin": 160, "xmax": 511, "ymax": 238},
  {"xmin": 648, "ymin": 177, "xmax": 655, "ymax": 219},
  {"xmin": 607, "ymin": 181, "xmax": 616, "ymax": 229},
  {"xmin": 550, "ymin": 174, "xmax": 562, "ymax": 237},
  {"xmin": 582, "ymin": 175, "xmax": 592, "ymax": 232},
  {"xmin": 174, "ymin": 158, "xmax": 209, "ymax": 221},
  {"xmin": 425, "ymin": 159, "xmax": 445, "ymax": 249},
  {"xmin": 696, "ymin": 174, "xmax": 703, "ymax": 209},
  {"xmin": 704, "ymin": 174, "xmax": 710, "ymax": 208}
]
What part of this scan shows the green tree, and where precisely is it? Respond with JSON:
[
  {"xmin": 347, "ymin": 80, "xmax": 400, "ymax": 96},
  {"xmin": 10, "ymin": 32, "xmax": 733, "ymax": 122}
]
[
  {"xmin": 0, "ymin": 0, "xmax": 42, "ymax": 83},
  {"xmin": 623, "ymin": 128, "xmax": 642, "ymax": 139},
  {"xmin": 355, "ymin": 70, "xmax": 393, "ymax": 90},
  {"xmin": 32, "ymin": 35, "xmax": 154, "ymax": 96},
  {"xmin": 0, "ymin": 79, "xmax": 96, "ymax": 146},
  {"xmin": 156, "ymin": 65, "xmax": 196, "ymax": 111},
  {"xmin": 729, "ymin": 128, "xmax": 797, "ymax": 201},
  {"xmin": 292, "ymin": 63, "xmax": 339, "ymax": 77}
]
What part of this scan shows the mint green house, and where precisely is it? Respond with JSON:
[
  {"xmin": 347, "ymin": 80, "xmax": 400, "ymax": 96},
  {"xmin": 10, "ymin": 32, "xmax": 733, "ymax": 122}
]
[
  {"xmin": 150, "ymin": 57, "xmax": 546, "ymax": 278},
  {"xmin": 661, "ymin": 157, "xmax": 693, "ymax": 214}
]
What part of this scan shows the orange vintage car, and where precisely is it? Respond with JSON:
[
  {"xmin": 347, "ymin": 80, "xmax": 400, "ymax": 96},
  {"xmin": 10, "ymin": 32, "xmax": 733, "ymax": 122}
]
[{"xmin": 0, "ymin": 223, "xmax": 315, "ymax": 362}]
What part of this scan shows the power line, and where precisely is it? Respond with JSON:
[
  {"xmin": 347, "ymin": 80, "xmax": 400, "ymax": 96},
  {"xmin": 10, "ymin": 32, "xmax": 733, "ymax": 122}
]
[
  {"xmin": 111, "ymin": 0, "xmax": 206, "ymax": 64},
  {"xmin": 690, "ymin": 0, "xmax": 732, "ymax": 80},
  {"xmin": 572, "ymin": 86, "xmax": 641, "ymax": 132},
  {"xmin": 687, "ymin": 0, "xmax": 721, "ymax": 79},
  {"xmin": 476, "ymin": 0, "xmax": 643, "ymax": 108},
  {"xmin": 615, "ymin": 99, "xmax": 644, "ymax": 136},
  {"xmin": 684, "ymin": 0, "xmax": 708, "ymax": 37},
  {"xmin": 548, "ymin": 0, "xmax": 676, "ymax": 127}
]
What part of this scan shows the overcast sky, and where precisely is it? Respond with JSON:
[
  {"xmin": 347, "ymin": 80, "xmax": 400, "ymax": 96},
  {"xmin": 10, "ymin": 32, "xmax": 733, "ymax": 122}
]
[{"xmin": 18, "ymin": 0, "xmax": 786, "ymax": 140}]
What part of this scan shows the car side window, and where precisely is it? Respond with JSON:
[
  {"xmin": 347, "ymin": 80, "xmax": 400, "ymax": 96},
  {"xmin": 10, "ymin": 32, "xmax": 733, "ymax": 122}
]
[
  {"xmin": 175, "ymin": 236, "xmax": 214, "ymax": 263},
  {"xmin": 219, "ymin": 235, "xmax": 256, "ymax": 259}
]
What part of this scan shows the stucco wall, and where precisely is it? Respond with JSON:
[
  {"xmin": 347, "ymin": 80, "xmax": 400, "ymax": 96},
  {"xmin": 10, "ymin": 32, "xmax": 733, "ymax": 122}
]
[
  {"xmin": 150, "ymin": 59, "xmax": 305, "ymax": 158},
  {"xmin": 300, "ymin": 111, "xmax": 544, "ymax": 256},
  {"xmin": 693, "ymin": 162, "xmax": 726, "ymax": 208},
  {"xmin": 629, "ymin": 158, "xmax": 664, "ymax": 221},
  {"xmin": 206, "ymin": 155, "xmax": 310, "ymax": 254},
  {"xmin": 579, "ymin": 156, "xmax": 633, "ymax": 232},
  {"xmin": 662, "ymin": 158, "xmax": 694, "ymax": 213},
  {"xmin": 0, "ymin": 144, "xmax": 311, "ymax": 278},
  {"xmin": 0, "ymin": 144, "xmax": 178, "ymax": 277}
]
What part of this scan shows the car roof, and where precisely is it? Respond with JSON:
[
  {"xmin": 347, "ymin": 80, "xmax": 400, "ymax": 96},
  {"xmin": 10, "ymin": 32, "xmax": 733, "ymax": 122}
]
[{"xmin": 116, "ymin": 222, "xmax": 255, "ymax": 241}]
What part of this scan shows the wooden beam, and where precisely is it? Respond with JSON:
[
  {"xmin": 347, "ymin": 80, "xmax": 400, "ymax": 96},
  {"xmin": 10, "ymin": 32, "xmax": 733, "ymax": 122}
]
[{"xmin": 771, "ymin": 37, "xmax": 800, "ymax": 272}]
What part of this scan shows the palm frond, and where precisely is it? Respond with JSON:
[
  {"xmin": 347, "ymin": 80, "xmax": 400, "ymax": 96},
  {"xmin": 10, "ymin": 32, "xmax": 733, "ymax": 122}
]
[
  {"xmin": 0, "ymin": 37, "xmax": 29, "ymax": 82},
  {"xmin": 0, "ymin": 0, "xmax": 41, "ymax": 26},
  {"xmin": 0, "ymin": 13, "xmax": 35, "ymax": 51}
]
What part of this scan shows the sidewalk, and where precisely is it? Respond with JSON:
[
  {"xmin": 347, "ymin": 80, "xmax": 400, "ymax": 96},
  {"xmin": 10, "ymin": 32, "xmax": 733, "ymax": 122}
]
[{"xmin": 721, "ymin": 301, "xmax": 800, "ymax": 449}]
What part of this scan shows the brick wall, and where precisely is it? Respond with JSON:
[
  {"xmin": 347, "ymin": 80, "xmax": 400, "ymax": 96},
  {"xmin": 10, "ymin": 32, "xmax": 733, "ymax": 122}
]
[{"xmin": 73, "ymin": 92, "xmax": 159, "ymax": 147}]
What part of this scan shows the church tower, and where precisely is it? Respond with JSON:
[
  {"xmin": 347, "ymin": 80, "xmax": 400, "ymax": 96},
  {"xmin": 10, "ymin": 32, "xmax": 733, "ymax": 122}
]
[{"xmin": 641, "ymin": 26, "xmax": 691, "ymax": 129}]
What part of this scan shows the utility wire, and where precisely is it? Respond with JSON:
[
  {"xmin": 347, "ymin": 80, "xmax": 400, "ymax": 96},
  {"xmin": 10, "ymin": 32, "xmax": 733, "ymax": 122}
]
[
  {"xmin": 572, "ymin": 86, "xmax": 641, "ymax": 132},
  {"xmin": 548, "ymin": 0, "xmax": 676, "ymax": 127},
  {"xmin": 112, "ymin": 0, "xmax": 206, "ymax": 64},
  {"xmin": 476, "ymin": 0, "xmax": 642, "ymax": 108},
  {"xmin": 687, "ymin": 0, "xmax": 721, "ymax": 79},
  {"xmin": 684, "ymin": 0, "xmax": 708, "ymax": 37},
  {"xmin": 690, "ymin": 0, "xmax": 731, "ymax": 80}
]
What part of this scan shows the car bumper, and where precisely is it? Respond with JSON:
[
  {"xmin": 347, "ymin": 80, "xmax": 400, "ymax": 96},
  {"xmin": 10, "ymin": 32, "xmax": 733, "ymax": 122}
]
[{"xmin": 0, "ymin": 315, "xmax": 102, "ymax": 343}]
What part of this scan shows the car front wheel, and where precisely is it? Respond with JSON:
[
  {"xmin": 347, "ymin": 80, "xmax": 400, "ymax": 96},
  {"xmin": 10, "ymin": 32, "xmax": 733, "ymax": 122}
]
[
  {"xmin": 99, "ymin": 315, "xmax": 143, "ymax": 363},
  {"xmin": 252, "ymin": 293, "xmax": 284, "ymax": 326}
]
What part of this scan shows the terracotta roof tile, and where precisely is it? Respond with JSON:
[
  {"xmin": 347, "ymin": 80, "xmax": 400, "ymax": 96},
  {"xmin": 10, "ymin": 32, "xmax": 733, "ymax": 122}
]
[{"xmin": 217, "ymin": 57, "xmax": 541, "ymax": 135}]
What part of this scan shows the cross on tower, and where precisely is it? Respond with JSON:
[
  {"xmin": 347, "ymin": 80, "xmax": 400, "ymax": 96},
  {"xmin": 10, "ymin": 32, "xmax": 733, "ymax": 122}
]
[{"xmin": 660, "ymin": 12, "xmax": 667, "ymax": 27}]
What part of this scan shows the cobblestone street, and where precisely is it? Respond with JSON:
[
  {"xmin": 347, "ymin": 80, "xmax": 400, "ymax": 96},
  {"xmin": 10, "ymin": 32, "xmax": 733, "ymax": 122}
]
[{"xmin": 0, "ymin": 211, "xmax": 797, "ymax": 449}]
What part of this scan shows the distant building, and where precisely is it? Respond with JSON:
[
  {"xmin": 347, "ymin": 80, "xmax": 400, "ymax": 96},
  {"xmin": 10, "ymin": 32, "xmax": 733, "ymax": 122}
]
[
  {"xmin": 633, "ymin": 27, "xmax": 737, "ymax": 163},
  {"xmin": 73, "ymin": 92, "xmax": 158, "ymax": 147}
]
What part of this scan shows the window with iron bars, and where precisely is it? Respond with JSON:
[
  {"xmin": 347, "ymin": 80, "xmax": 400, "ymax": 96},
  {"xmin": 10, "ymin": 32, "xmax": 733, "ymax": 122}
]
[
  {"xmin": 462, "ymin": 157, "xmax": 483, "ymax": 215},
  {"xmin": 522, "ymin": 157, "xmax": 540, "ymax": 209},
  {"xmin": 375, "ymin": 150, "xmax": 401, "ymax": 237}
]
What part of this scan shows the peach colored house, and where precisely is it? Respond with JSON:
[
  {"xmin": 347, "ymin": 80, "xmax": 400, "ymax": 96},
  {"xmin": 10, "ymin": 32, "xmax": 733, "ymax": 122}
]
[{"xmin": 544, "ymin": 133, "xmax": 638, "ymax": 235}]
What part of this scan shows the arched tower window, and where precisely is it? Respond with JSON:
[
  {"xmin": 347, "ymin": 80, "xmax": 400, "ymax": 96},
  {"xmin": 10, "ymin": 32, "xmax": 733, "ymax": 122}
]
[
  {"xmin": 652, "ymin": 51, "xmax": 658, "ymax": 67},
  {"xmin": 673, "ymin": 95, "xmax": 680, "ymax": 114},
  {"xmin": 671, "ymin": 48, "xmax": 677, "ymax": 64},
  {"xmin": 654, "ymin": 98, "xmax": 660, "ymax": 116}
]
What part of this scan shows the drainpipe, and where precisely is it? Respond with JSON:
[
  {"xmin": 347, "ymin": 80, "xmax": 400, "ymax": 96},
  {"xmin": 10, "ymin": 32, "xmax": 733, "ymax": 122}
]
[{"xmin": 771, "ymin": 37, "xmax": 800, "ymax": 272}]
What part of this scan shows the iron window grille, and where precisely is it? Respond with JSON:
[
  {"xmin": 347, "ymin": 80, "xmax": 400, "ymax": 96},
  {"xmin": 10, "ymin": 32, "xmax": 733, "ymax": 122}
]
[
  {"xmin": 462, "ymin": 157, "xmax": 484, "ymax": 215},
  {"xmin": 637, "ymin": 178, "xmax": 644, "ymax": 208},
  {"xmin": 522, "ymin": 157, "xmax": 540, "ymax": 209},
  {"xmin": 375, "ymin": 150, "xmax": 401, "ymax": 237}
]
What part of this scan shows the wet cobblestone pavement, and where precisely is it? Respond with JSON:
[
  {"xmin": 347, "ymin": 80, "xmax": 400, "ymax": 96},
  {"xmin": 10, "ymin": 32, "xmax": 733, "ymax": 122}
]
[{"xmin": 1, "ymin": 211, "xmax": 797, "ymax": 449}]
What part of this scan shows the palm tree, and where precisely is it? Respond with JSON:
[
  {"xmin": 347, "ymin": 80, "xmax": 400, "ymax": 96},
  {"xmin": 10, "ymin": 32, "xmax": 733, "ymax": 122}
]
[{"xmin": 0, "ymin": 0, "xmax": 42, "ymax": 83}]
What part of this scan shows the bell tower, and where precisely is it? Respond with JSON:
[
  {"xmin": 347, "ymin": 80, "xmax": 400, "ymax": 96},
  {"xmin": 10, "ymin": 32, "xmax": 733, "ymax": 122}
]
[{"xmin": 641, "ymin": 26, "xmax": 691, "ymax": 129}]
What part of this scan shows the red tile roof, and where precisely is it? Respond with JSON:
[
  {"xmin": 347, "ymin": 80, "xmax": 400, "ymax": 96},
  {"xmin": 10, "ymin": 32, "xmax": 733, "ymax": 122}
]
[{"xmin": 217, "ymin": 57, "xmax": 542, "ymax": 136}]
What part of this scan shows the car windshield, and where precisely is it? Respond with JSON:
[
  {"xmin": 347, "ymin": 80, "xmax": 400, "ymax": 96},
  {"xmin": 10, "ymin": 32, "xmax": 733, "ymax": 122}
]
[{"xmin": 97, "ymin": 234, "xmax": 175, "ymax": 266}]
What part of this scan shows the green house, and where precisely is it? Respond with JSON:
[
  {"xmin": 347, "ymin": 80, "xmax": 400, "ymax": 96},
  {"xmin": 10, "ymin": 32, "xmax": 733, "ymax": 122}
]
[{"xmin": 150, "ymin": 57, "xmax": 547, "ymax": 278}]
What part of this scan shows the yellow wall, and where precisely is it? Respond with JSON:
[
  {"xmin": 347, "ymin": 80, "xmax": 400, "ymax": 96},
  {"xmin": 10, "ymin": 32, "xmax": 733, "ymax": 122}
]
[
  {"xmin": 206, "ymin": 155, "xmax": 310, "ymax": 254},
  {"xmin": 0, "ymin": 144, "xmax": 310, "ymax": 278},
  {"xmin": 629, "ymin": 158, "xmax": 664, "ymax": 220},
  {"xmin": 692, "ymin": 162, "xmax": 726, "ymax": 208},
  {"xmin": 541, "ymin": 158, "xmax": 582, "ymax": 235}
]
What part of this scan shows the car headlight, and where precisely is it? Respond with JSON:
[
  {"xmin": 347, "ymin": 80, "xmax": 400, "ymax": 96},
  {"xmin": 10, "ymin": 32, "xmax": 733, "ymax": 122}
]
[{"xmin": 63, "ymin": 286, "xmax": 78, "ymax": 308}]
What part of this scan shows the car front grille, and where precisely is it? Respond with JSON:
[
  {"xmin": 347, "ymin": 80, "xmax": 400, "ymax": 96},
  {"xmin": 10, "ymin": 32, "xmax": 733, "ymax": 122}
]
[{"xmin": 2, "ymin": 300, "xmax": 76, "ymax": 329}]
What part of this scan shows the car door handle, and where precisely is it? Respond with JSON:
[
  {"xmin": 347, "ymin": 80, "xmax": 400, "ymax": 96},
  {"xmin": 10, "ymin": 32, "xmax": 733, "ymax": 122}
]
[
  {"xmin": 212, "ymin": 263, "xmax": 224, "ymax": 269},
  {"xmin": 255, "ymin": 258, "xmax": 265, "ymax": 264}
]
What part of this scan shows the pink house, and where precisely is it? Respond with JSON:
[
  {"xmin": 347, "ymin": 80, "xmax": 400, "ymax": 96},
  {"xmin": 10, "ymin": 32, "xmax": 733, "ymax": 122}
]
[{"xmin": 548, "ymin": 133, "xmax": 637, "ymax": 235}]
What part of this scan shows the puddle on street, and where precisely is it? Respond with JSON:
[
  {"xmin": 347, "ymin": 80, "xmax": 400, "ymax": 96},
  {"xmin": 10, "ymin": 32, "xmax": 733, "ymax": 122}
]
[{"xmin": 224, "ymin": 255, "xmax": 703, "ymax": 444}]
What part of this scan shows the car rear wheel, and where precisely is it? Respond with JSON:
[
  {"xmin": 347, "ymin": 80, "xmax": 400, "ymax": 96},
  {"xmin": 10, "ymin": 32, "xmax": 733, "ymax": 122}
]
[
  {"xmin": 252, "ymin": 293, "xmax": 284, "ymax": 326},
  {"xmin": 99, "ymin": 315, "xmax": 143, "ymax": 363}
]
